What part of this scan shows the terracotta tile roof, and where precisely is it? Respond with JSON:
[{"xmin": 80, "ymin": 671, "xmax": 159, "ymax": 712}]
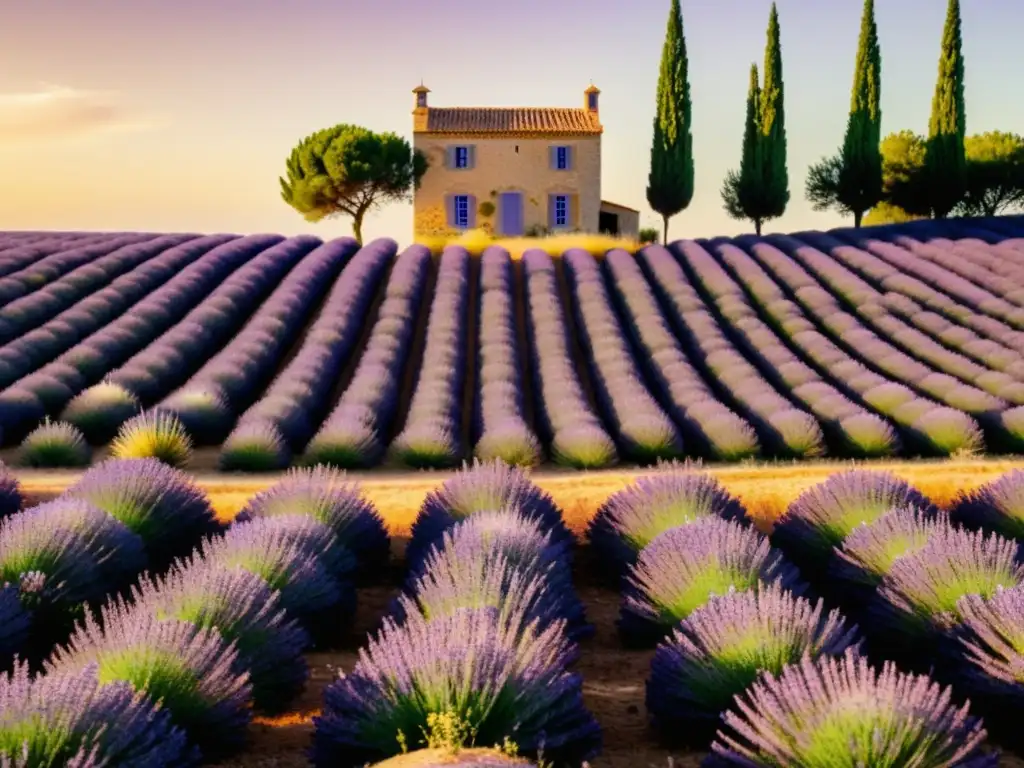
[
  {"xmin": 419, "ymin": 107, "xmax": 602, "ymax": 135},
  {"xmin": 601, "ymin": 200, "xmax": 639, "ymax": 213}
]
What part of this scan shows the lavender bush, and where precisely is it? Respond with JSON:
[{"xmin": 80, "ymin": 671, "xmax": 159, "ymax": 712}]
[
  {"xmin": 620, "ymin": 517, "xmax": 805, "ymax": 646},
  {"xmin": 46, "ymin": 606, "xmax": 252, "ymax": 759},
  {"xmin": 587, "ymin": 469, "xmax": 747, "ymax": 579},
  {"xmin": 110, "ymin": 410, "xmax": 193, "ymax": 467},
  {"xmin": 647, "ymin": 583, "xmax": 860, "ymax": 744},
  {"xmin": 0, "ymin": 660, "xmax": 197, "ymax": 767},
  {"xmin": 236, "ymin": 465, "xmax": 389, "ymax": 575},
  {"xmin": 18, "ymin": 420, "xmax": 91, "ymax": 468},
  {"xmin": 218, "ymin": 420, "xmax": 291, "ymax": 472},
  {"xmin": 312, "ymin": 608, "xmax": 600, "ymax": 767},
  {"xmin": 704, "ymin": 649, "xmax": 996, "ymax": 767},
  {"xmin": 59, "ymin": 382, "xmax": 142, "ymax": 445},
  {"xmin": 952, "ymin": 470, "xmax": 1024, "ymax": 540}
]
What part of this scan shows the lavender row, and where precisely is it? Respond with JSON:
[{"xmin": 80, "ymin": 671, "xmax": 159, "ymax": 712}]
[
  {"xmin": 708, "ymin": 239, "xmax": 979, "ymax": 456},
  {"xmin": 928, "ymin": 231, "xmax": 1024, "ymax": 304},
  {"xmin": 388, "ymin": 245, "xmax": 471, "ymax": 469},
  {"xmin": 303, "ymin": 245, "xmax": 432, "ymax": 468},
  {"xmin": 0, "ymin": 233, "xmax": 112, "ymax": 277},
  {"xmin": 641, "ymin": 245, "xmax": 825, "ymax": 458},
  {"xmin": 562, "ymin": 248, "xmax": 682, "ymax": 462},
  {"xmin": 314, "ymin": 460, "xmax": 599, "ymax": 766},
  {"xmin": 772, "ymin": 233, "xmax": 1021, "ymax": 409},
  {"xmin": 472, "ymin": 246, "xmax": 542, "ymax": 466},
  {"xmin": 80, "ymin": 236, "xmax": 322, "ymax": 438},
  {"xmin": 154, "ymin": 237, "xmax": 360, "ymax": 445},
  {"xmin": 0, "ymin": 234, "xmax": 273, "ymax": 443},
  {"xmin": 739, "ymin": 237, "xmax": 1017, "ymax": 453},
  {"xmin": 1, "ymin": 462, "xmax": 387, "ymax": 764},
  {"xmin": 799, "ymin": 230, "xmax": 1024, "ymax": 359},
  {"xmin": 673, "ymin": 241, "xmax": 899, "ymax": 457},
  {"xmin": 832, "ymin": 229, "xmax": 1024, "ymax": 330},
  {"xmin": 219, "ymin": 238, "xmax": 397, "ymax": 470},
  {"xmin": 0, "ymin": 234, "xmax": 199, "ymax": 347},
  {"xmin": 521, "ymin": 249, "xmax": 616, "ymax": 468},
  {"xmin": 602, "ymin": 248, "xmax": 759, "ymax": 460},
  {"xmin": 0, "ymin": 234, "xmax": 231, "ymax": 394}
]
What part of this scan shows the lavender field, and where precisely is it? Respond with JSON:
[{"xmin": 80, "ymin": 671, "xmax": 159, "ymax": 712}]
[{"xmin": 2, "ymin": 216, "xmax": 1024, "ymax": 471}]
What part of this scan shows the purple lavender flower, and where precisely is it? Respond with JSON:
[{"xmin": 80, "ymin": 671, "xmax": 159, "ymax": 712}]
[
  {"xmin": 218, "ymin": 419, "xmax": 292, "ymax": 472},
  {"xmin": 0, "ymin": 660, "xmax": 198, "ymax": 767},
  {"xmin": 647, "ymin": 583, "xmax": 860, "ymax": 744},
  {"xmin": 64, "ymin": 458, "xmax": 220, "ymax": 570},
  {"xmin": 0, "ymin": 463, "xmax": 21, "ymax": 520},
  {"xmin": 0, "ymin": 584, "xmax": 29, "ymax": 669},
  {"xmin": 871, "ymin": 527, "xmax": 1024, "ymax": 648},
  {"xmin": 406, "ymin": 460, "xmax": 570, "ymax": 573},
  {"xmin": 59, "ymin": 382, "xmax": 141, "ymax": 445},
  {"xmin": 312, "ymin": 608, "xmax": 600, "ymax": 767},
  {"xmin": 128, "ymin": 559, "xmax": 309, "ymax": 712},
  {"xmin": 952, "ymin": 584, "xmax": 1024, "ymax": 708},
  {"xmin": 236, "ymin": 466, "xmax": 389, "ymax": 575},
  {"xmin": 203, "ymin": 518, "xmax": 350, "ymax": 641},
  {"xmin": 233, "ymin": 512, "xmax": 357, "ymax": 584},
  {"xmin": 21, "ymin": 498, "xmax": 146, "ymax": 592},
  {"xmin": 771, "ymin": 470, "xmax": 938, "ymax": 575},
  {"xmin": 952, "ymin": 470, "xmax": 1024, "ymax": 540},
  {"xmin": 46, "ymin": 605, "xmax": 252, "ymax": 760},
  {"xmin": 620, "ymin": 516, "xmax": 805, "ymax": 646},
  {"xmin": 587, "ymin": 469, "xmax": 747, "ymax": 579},
  {"xmin": 704, "ymin": 649, "xmax": 996, "ymax": 767}
]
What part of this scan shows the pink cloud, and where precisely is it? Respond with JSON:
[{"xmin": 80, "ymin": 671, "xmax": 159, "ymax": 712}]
[{"xmin": 0, "ymin": 85, "xmax": 151, "ymax": 141}]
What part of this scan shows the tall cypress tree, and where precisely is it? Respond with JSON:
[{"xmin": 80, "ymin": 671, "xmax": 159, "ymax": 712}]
[
  {"xmin": 839, "ymin": 0, "xmax": 883, "ymax": 226},
  {"xmin": 759, "ymin": 3, "xmax": 789, "ymax": 219},
  {"xmin": 722, "ymin": 63, "xmax": 767, "ymax": 234},
  {"xmin": 923, "ymin": 0, "xmax": 967, "ymax": 218},
  {"xmin": 647, "ymin": 0, "xmax": 695, "ymax": 244}
]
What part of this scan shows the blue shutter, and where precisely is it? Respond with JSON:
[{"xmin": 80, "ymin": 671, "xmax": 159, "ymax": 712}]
[
  {"xmin": 565, "ymin": 146, "xmax": 573, "ymax": 170},
  {"xmin": 445, "ymin": 147, "xmax": 454, "ymax": 169},
  {"xmin": 445, "ymin": 195, "xmax": 455, "ymax": 227},
  {"xmin": 467, "ymin": 195, "xmax": 477, "ymax": 228},
  {"xmin": 467, "ymin": 145, "xmax": 476, "ymax": 169},
  {"xmin": 549, "ymin": 146, "xmax": 557, "ymax": 170},
  {"xmin": 547, "ymin": 195, "xmax": 556, "ymax": 229}
]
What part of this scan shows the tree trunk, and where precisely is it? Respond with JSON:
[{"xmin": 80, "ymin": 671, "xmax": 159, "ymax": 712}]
[
  {"xmin": 854, "ymin": 210, "xmax": 863, "ymax": 228},
  {"xmin": 754, "ymin": 219, "xmax": 762, "ymax": 236},
  {"xmin": 663, "ymin": 215, "xmax": 670, "ymax": 246},
  {"xmin": 352, "ymin": 213, "xmax": 365, "ymax": 244}
]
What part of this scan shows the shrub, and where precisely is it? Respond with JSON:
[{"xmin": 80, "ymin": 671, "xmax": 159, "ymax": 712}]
[
  {"xmin": 161, "ymin": 388, "xmax": 234, "ymax": 445},
  {"xmin": 110, "ymin": 410, "xmax": 193, "ymax": 467},
  {"xmin": 390, "ymin": 422, "xmax": 462, "ymax": 470},
  {"xmin": 406, "ymin": 460, "xmax": 570, "ymax": 573},
  {"xmin": 60, "ymin": 382, "xmax": 140, "ymax": 444},
  {"xmin": 771, "ymin": 470, "xmax": 938, "ymax": 576},
  {"xmin": 912, "ymin": 407, "xmax": 985, "ymax": 456},
  {"xmin": 838, "ymin": 412, "xmax": 900, "ymax": 457},
  {"xmin": 587, "ymin": 469, "xmax": 747, "ymax": 580},
  {"xmin": 64, "ymin": 458, "xmax": 220, "ymax": 570},
  {"xmin": 129, "ymin": 561, "xmax": 310, "ymax": 712},
  {"xmin": 952, "ymin": 470, "xmax": 1024, "ymax": 540},
  {"xmin": 46, "ymin": 607, "xmax": 252, "ymax": 760},
  {"xmin": 704, "ymin": 650, "xmax": 995, "ymax": 767},
  {"xmin": 646, "ymin": 584, "xmax": 860, "ymax": 745},
  {"xmin": 0, "ymin": 462, "xmax": 21, "ymax": 519},
  {"xmin": 236, "ymin": 466, "xmax": 389, "ymax": 575},
  {"xmin": 18, "ymin": 420, "xmax": 91, "ymax": 468},
  {"xmin": 953, "ymin": 584, "xmax": 1024, "ymax": 706},
  {"xmin": 620, "ymin": 517, "xmax": 805, "ymax": 647},
  {"xmin": 218, "ymin": 420, "xmax": 291, "ymax": 472},
  {"xmin": 549, "ymin": 423, "xmax": 618, "ymax": 469},
  {"xmin": 0, "ymin": 661, "xmax": 197, "ymax": 767},
  {"xmin": 474, "ymin": 421, "xmax": 542, "ymax": 468},
  {"xmin": 639, "ymin": 227, "xmax": 659, "ymax": 244},
  {"xmin": 311, "ymin": 608, "xmax": 600, "ymax": 767}
]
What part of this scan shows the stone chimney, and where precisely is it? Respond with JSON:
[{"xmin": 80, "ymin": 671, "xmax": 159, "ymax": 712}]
[
  {"xmin": 584, "ymin": 84, "xmax": 600, "ymax": 114},
  {"xmin": 412, "ymin": 84, "xmax": 430, "ymax": 132}
]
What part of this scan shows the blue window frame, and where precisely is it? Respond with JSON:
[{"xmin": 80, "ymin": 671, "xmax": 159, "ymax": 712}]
[
  {"xmin": 454, "ymin": 195, "xmax": 470, "ymax": 228},
  {"xmin": 588, "ymin": 92, "xmax": 598, "ymax": 110},
  {"xmin": 554, "ymin": 195, "xmax": 568, "ymax": 227},
  {"xmin": 454, "ymin": 146, "xmax": 469, "ymax": 169},
  {"xmin": 556, "ymin": 146, "xmax": 568, "ymax": 170}
]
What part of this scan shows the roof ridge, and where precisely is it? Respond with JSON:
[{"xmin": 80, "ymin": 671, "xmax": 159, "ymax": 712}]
[{"xmin": 428, "ymin": 105, "xmax": 589, "ymax": 112}]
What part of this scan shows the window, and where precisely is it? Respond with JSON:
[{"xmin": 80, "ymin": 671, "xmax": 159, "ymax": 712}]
[
  {"xmin": 588, "ymin": 92, "xmax": 598, "ymax": 110},
  {"xmin": 556, "ymin": 146, "xmax": 568, "ymax": 170},
  {"xmin": 554, "ymin": 195, "xmax": 568, "ymax": 227},
  {"xmin": 454, "ymin": 195, "xmax": 470, "ymax": 228},
  {"xmin": 454, "ymin": 146, "xmax": 469, "ymax": 169}
]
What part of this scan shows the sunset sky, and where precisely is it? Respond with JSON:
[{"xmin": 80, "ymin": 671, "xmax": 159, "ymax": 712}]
[{"xmin": 2, "ymin": 0, "xmax": 1022, "ymax": 244}]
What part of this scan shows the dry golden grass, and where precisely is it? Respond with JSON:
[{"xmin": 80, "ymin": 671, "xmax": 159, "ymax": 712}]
[
  {"xmin": 415, "ymin": 227, "xmax": 641, "ymax": 259},
  {"xmin": 15, "ymin": 456, "xmax": 1024, "ymax": 537}
]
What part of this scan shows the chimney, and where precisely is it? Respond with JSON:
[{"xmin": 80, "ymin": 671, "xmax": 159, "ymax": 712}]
[
  {"xmin": 413, "ymin": 83, "xmax": 430, "ymax": 110},
  {"xmin": 584, "ymin": 84, "xmax": 600, "ymax": 114},
  {"xmin": 412, "ymin": 83, "xmax": 430, "ymax": 133}
]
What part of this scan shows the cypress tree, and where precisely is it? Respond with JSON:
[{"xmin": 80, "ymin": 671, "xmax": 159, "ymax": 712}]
[
  {"xmin": 647, "ymin": 0, "xmax": 695, "ymax": 245},
  {"xmin": 759, "ymin": 2, "xmax": 789, "ymax": 219},
  {"xmin": 923, "ymin": 0, "xmax": 967, "ymax": 218},
  {"xmin": 721, "ymin": 63, "xmax": 766, "ymax": 234},
  {"xmin": 839, "ymin": 0, "xmax": 883, "ymax": 226}
]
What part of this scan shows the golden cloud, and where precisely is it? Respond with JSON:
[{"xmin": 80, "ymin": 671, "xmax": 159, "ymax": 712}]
[{"xmin": 0, "ymin": 85, "xmax": 151, "ymax": 141}]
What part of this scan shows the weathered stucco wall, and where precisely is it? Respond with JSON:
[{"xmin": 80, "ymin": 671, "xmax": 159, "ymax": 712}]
[{"xmin": 413, "ymin": 135, "xmax": 601, "ymax": 237}]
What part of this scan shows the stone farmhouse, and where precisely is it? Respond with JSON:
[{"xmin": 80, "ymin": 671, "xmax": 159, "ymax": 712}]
[{"xmin": 411, "ymin": 85, "xmax": 640, "ymax": 240}]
